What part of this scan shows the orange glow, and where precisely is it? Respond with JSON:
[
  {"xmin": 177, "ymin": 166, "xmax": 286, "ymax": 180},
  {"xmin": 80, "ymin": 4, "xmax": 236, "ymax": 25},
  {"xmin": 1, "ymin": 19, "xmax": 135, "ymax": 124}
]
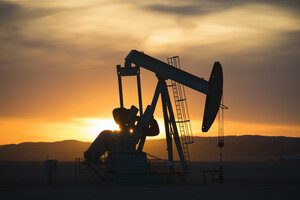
[
  {"xmin": 0, "ymin": 118, "xmax": 120, "ymax": 145},
  {"xmin": 0, "ymin": 1, "xmax": 300, "ymax": 145},
  {"xmin": 1, "ymin": 117, "xmax": 299, "ymax": 145},
  {"xmin": 74, "ymin": 118, "xmax": 120, "ymax": 139}
]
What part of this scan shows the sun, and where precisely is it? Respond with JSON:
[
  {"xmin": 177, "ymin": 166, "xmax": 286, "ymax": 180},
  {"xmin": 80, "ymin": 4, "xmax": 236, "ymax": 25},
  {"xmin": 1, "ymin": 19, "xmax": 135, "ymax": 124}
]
[
  {"xmin": 72, "ymin": 117, "xmax": 167, "ymax": 142},
  {"xmin": 79, "ymin": 118, "xmax": 120, "ymax": 139}
]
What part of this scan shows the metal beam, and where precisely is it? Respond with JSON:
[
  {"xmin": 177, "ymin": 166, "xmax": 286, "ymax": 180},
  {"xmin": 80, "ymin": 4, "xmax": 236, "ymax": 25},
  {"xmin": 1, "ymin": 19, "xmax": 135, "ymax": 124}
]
[
  {"xmin": 136, "ymin": 67, "xmax": 143, "ymax": 116},
  {"xmin": 161, "ymin": 80, "xmax": 187, "ymax": 173},
  {"xmin": 116, "ymin": 65, "xmax": 124, "ymax": 108},
  {"xmin": 125, "ymin": 50, "xmax": 210, "ymax": 94},
  {"xmin": 137, "ymin": 82, "xmax": 162, "ymax": 151},
  {"xmin": 161, "ymin": 92, "xmax": 173, "ymax": 166}
]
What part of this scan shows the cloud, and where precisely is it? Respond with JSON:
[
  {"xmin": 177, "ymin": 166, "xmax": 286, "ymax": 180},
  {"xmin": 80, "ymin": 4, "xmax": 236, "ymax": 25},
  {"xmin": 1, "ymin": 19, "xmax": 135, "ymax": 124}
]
[
  {"xmin": 0, "ymin": 1, "xmax": 67, "ymax": 65},
  {"xmin": 140, "ymin": 0, "xmax": 300, "ymax": 16},
  {"xmin": 142, "ymin": 4, "xmax": 208, "ymax": 16},
  {"xmin": 0, "ymin": 1, "xmax": 64, "ymax": 27},
  {"xmin": 0, "ymin": 0, "xmax": 299, "ymax": 129},
  {"xmin": 0, "ymin": 1, "xmax": 33, "ymax": 26}
]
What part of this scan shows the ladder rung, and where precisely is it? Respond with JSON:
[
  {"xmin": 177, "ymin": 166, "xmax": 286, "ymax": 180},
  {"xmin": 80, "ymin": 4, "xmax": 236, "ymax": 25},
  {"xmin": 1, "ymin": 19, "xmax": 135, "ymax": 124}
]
[
  {"xmin": 175, "ymin": 99, "xmax": 186, "ymax": 102},
  {"xmin": 182, "ymin": 141, "xmax": 194, "ymax": 144},
  {"xmin": 176, "ymin": 120, "xmax": 190, "ymax": 123}
]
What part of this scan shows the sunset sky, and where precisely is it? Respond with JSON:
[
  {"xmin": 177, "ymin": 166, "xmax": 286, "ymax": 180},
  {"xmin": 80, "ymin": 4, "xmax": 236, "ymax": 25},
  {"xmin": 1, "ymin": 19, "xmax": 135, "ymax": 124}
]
[{"xmin": 0, "ymin": 0, "xmax": 299, "ymax": 145}]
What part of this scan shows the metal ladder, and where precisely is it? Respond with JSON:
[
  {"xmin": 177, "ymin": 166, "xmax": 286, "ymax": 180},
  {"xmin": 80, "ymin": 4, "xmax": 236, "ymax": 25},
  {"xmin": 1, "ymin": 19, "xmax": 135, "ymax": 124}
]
[{"xmin": 167, "ymin": 56, "xmax": 194, "ymax": 173}]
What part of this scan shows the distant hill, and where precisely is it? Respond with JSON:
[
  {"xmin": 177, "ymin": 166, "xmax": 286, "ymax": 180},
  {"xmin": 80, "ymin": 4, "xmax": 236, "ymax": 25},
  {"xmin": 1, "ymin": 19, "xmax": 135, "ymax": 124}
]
[
  {"xmin": 0, "ymin": 140, "xmax": 91, "ymax": 162},
  {"xmin": 145, "ymin": 135, "xmax": 300, "ymax": 162},
  {"xmin": 0, "ymin": 136, "xmax": 299, "ymax": 162}
]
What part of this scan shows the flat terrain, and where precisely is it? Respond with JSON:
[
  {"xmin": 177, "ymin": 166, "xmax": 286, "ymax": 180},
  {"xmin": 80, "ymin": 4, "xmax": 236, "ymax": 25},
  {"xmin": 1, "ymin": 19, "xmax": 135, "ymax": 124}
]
[{"xmin": 0, "ymin": 162, "xmax": 299, "ymax": 200}]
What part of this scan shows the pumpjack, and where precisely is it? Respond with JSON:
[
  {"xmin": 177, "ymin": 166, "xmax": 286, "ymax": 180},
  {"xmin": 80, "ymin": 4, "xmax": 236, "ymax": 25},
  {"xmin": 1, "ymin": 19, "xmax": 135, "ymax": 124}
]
[{"xmin": 84, "ymin": 50, "xmax": 223, "ymax": 182}]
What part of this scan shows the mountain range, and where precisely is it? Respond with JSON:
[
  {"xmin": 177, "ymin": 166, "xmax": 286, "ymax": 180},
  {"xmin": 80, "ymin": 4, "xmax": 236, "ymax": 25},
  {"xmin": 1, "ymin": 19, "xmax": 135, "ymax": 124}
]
[{"xmin": 0, "ymin": 135, "xmax": 299, "ymax": 162}]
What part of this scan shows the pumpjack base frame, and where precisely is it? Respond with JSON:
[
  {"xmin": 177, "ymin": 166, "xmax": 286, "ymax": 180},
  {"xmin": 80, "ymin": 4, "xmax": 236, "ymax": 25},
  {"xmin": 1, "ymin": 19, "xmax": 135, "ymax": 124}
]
[
  {"xmin": 92, "ymin": 151, "xmax": 187, "ymax": 183},
  {"xmin": 101, "ymin": 173, "xmax": 186, "ymax": 183}
]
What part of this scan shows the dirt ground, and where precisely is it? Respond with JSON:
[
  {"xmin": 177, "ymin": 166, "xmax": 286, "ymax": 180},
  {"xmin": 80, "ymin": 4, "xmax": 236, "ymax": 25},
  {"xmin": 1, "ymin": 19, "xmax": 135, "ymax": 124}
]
[{"xmin": 0, "ymin": 161, "xmax": 299, "ymax": 200}]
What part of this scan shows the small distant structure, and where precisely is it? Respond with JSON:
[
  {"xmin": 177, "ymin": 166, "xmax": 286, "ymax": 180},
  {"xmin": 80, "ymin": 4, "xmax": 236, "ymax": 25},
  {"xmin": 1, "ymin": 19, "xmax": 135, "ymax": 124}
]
[{"xmin": 44, "ymin": 159, "xmax": 57, "ymax": 184}]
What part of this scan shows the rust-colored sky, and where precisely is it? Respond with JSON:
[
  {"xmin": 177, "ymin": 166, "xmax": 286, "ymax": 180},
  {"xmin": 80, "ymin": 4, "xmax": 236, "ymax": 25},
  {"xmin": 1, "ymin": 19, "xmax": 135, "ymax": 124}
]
[{"xmin": 0, "ymin": 0, "xmax": 300, "ymax": 144}]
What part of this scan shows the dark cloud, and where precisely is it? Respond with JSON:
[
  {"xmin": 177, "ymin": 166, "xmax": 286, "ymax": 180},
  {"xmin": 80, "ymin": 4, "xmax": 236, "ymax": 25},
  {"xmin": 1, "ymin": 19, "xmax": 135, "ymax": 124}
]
[
  {"xmin": 0, "ymin": 1, "xmax": 62, "ymax": 26},
  {"xmin": 141, "ymin": 0, "xmax": 300, "ymax": 16},
  {"xmin": 0, "ymin": 1, "xmax": 65, "ymax": 56},
  {"xmin": 142, "ymin": 4, "xmax": 208, "ymax": 16},
  {"xmin": 0, "ymin": 1, "xmax": 21, "ymax": 23}
]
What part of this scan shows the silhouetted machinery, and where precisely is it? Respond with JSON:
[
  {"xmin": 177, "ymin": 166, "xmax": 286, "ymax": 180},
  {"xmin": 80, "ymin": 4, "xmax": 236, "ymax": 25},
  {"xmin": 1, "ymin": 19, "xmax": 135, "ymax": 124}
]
[{"xmin": 84, "ymin": 50, "xmax": 223, "ymax": 182}]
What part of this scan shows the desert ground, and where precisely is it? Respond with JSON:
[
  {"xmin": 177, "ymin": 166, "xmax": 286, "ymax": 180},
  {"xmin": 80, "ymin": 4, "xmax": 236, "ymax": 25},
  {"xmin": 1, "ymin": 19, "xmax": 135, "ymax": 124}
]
[{"xmin": 0, "ymin": 161, "xmax": 299, "ymax": 200}]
